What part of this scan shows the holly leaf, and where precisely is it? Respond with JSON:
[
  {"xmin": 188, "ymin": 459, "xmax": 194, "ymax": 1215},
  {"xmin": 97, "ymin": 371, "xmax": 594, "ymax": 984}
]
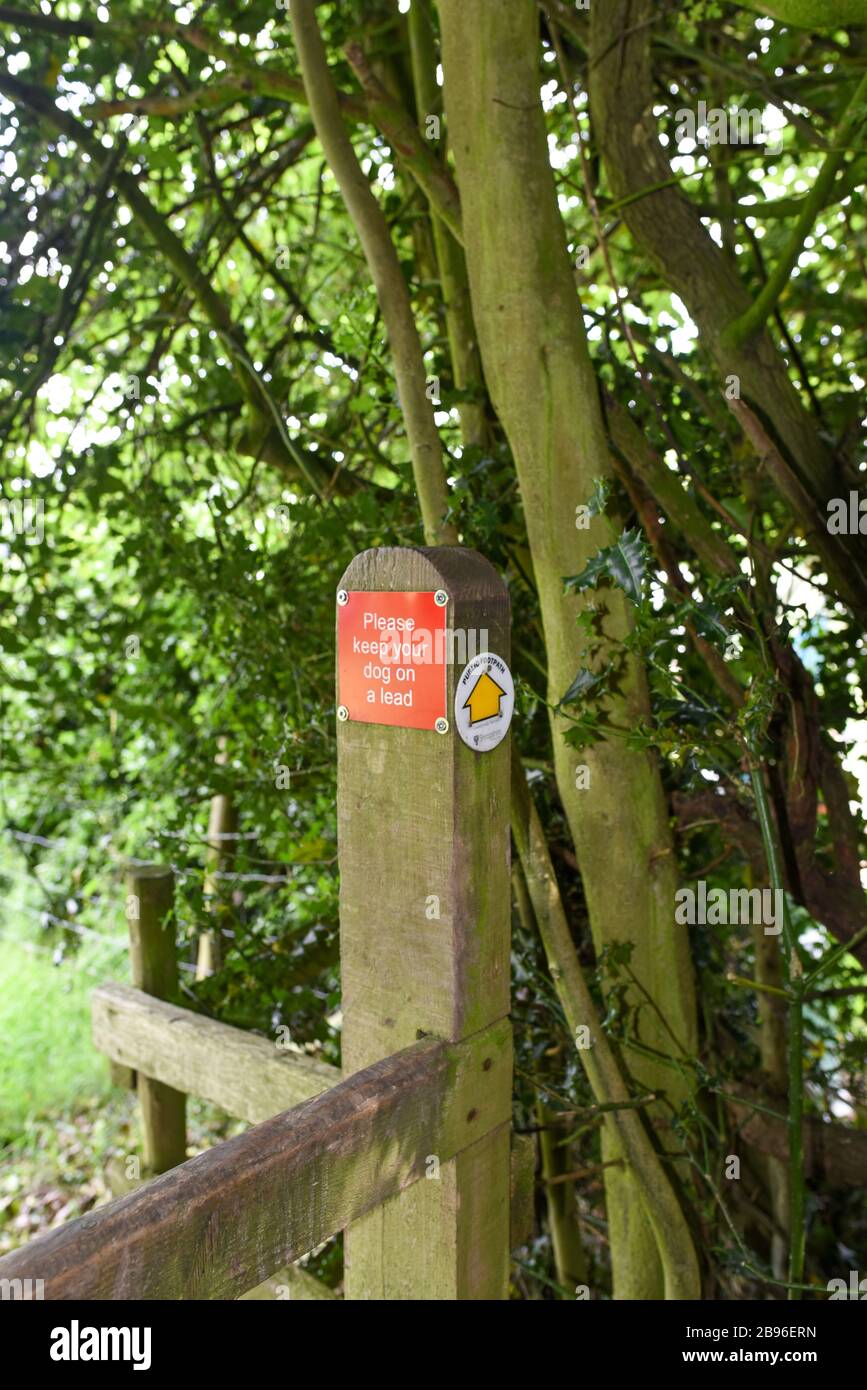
[
  {"xmin": 656, "ymin": 696, "xmax": 716, "ymax": 730},
  {"xmin": 686, "ymin": 600, "xmax": 729, "ymax": 645},
  {"xmin": 562, "ymin": 710, "xmax": 604, "ymax": 752},
  {"xmin": 564, "ymin": 529, "xmax": 648, "ymax": 605},
  {"xmin": 588, "ymin": 476, "xmax": 611, "ymax": 518},
  {"xmin": 560, "ymin": 663, "xmax": 611, "ymax": 707}
]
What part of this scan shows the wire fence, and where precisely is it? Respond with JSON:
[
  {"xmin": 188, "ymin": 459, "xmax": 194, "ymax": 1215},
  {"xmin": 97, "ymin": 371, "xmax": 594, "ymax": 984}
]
[
  {"xmin": 0, "ymin": 931, "xmax": 120, "ymax": 979},
  {"xmin": 13, "ymin": 903, "xmax": 128, "ymax": 952},
  {"xmin": 3, "ymin": 825, "xmax": 313, "ymax": 883},
  {"xmin": 0, "ymin": 928, "xmax": 198, "ymax": 977},
  {"xmin": 1, "ymin": 804, "xmax": 332, "ymax": 990}
]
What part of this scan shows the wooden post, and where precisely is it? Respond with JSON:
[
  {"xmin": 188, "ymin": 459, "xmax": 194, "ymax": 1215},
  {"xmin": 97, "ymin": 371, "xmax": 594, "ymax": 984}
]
[
  {"xmin": 336, "ymin": 546, "xmax": 512, "ymax": 1299},
  {"xmin": 125, "ymin": 864, "xmax": 187, "ymax": 1175},
  {"xmin": 196, "ymin": 736, "xmax": 236, "ymax": 979}
]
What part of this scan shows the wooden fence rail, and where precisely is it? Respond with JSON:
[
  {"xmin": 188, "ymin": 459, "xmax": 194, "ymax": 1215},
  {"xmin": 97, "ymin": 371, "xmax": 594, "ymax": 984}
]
[
  {"xmin": 0, "ymin": 546, "xmax": 526, "ymax": 1301},
  {"xmin": 92, "ymin": 982, "xmax": 339, "ymax": 1125},
  {"xmin": 0, "ymin": 1024, "xmax": 511, "ymax": 1300}
]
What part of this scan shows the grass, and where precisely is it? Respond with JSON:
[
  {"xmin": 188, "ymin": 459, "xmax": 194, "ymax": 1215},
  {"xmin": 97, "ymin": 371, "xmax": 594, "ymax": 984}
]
[
  {"xmin": 0, "ymin": 934, "xmax": 129, "ymax": 1255},
  {"xmin": 0, "ymin": 939, "xmax": 114, "ymax": 1144},
  {"xmin": 0, "ymin": 935, "xmax": 253, "ymax": 1258},
  {"xmin": 0, "ymin": 862, "xmax": 334, "ymax": 1283}
]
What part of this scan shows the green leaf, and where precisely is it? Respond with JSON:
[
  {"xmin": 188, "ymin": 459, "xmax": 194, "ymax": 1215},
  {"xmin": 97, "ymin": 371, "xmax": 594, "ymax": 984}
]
[
  {"xmin": 720, "ymin": 496, "xmax": 750, "ymax": 531},
  {"xmin": 560, "ymin": 664, "xmax": 611, "ymax": 707},
  {"xmin": 588, "ymin": 477, "xmax": 611, "ymax": 518},
  {"xmin": 656, "ymin": 696, "xmax": 716, "ymax": 730},
  {"xmin": 564, "ymin": 529, "xmax": 648, "ymax": 605},
  {"xmin": 685, "ymin": 600, "xmax": 729, "ymax": 645}
]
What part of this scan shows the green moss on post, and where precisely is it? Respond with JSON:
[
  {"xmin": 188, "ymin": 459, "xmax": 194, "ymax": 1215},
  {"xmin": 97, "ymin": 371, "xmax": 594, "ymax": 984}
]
[
  {"xmin": 337, "ymin": 546, "xmax": 513, "ymax": 1300},
  {"xmin": 124, "ymin": 865, "xmax": 187, "ymax": 1176}
]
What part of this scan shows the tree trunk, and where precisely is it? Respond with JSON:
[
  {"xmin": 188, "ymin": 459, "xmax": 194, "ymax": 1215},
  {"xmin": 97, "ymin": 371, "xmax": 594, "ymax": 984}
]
[
  {"xmin": 587, "ymin": 0, "xmax": 867, "ymax": 617},
  {"xmin": 438, "ymin": 0, "xmax": 698, "ymax": 1297},
  {"xmin": 406, "ymin": 0, "xmax": 488, "ymax": 449}
]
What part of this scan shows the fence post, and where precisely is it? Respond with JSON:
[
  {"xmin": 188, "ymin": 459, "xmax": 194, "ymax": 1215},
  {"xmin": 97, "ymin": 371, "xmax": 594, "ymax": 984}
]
[
  {"xmin": 125, "ymin": 864, "xmax": 187, "ymax": 1176},
  {"xmin": 197, "ymin": 735, "xmax": 237, "ymax": 980},
  {"xmin": 336, "ymin": 546, "xmax": 513, "ymax": 1299}
]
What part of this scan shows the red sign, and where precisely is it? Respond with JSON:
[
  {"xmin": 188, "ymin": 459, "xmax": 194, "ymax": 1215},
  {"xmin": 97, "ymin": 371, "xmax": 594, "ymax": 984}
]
[{"xmin": 337, "ymin": 590, "xmax": 447, "ymax": 730}]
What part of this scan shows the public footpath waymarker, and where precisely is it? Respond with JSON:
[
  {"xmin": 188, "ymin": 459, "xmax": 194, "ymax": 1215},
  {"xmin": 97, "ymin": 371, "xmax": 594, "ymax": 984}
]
[
  {"xmin": 337, "ymin": 588, "xmax": 447, "ymax": 730},
  {"xmin": 335, "ymin": 546, "xmax": 512, "ymax": 1299},
  {"xmin": 454, "ymin": 651, "xmax": 514, "ymax": 752}
]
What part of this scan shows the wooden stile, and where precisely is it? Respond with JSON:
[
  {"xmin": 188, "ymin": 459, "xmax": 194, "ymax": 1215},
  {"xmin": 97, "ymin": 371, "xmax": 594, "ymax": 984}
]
[
  {"xmin": 0, "ymin": 1028, "xmax": 510, "ymax": 1300},
  {"xmin": 336, "ymin": 546, "xmax": 513, "ymax": 1299},
  {"xmin": 125, "ymin": 865, "xmax": 187, "ymax": 1176}
]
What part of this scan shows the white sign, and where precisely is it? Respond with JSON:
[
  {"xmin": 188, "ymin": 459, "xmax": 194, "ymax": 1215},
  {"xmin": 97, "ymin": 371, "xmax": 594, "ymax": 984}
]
[{"xmin": 454, "ymin": 652, "xmax": 514, "ymax": 752}]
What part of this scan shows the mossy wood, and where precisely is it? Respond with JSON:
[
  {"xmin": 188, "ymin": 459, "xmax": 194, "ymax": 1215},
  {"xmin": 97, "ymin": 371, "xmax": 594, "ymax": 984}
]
[
  {"xmin": 93, "ymin": 982, "xmax": 339, "ymax": 1124},
  {"xmin": 92, "ymin": 982, "xmax": 537, "ymax": 1241},
  {"xmin": 125, "ymin": 865, "xmax": 186, "ymax": 1175},
  {"xmin": 509, "ymin": 1131, "xmax": 536, "ymax": 1251},
  {"xmin": 337, "ymin": 546, "xmax": 512, "ymax": 1299},
  {"xmin": 437, "ymin": 0, "xmax": 699, "ymax": 1296},
  {"xmin": 0, "ymin": 1022, "xmax": 510, "ymax": 1300}
]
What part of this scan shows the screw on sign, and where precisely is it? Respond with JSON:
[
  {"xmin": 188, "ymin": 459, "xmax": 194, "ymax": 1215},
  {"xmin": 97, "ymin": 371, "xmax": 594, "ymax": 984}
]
[{"xmin": 336, "ymin": 590, "xmax": 448, "ymax": 730}]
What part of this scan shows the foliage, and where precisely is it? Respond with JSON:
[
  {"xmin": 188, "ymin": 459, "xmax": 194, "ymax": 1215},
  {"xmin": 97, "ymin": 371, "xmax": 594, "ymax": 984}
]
[{"xmin": 0, "ymin": 0, "xmax": 865, "ymax": 1298}]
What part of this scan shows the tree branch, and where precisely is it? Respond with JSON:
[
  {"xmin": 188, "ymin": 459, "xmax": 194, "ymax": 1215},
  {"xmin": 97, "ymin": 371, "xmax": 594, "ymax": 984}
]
[
  {"xmin": 726, "ymin": 394, "xmax": 867, "ymax": 613},
  {"xmin": 0, "ymin": 70, "xmax": 333, "ymax": 495},
  {"xmin": 739, "ymin": 0, "xmax": 867, "ymax": 28},
  {"xmin": 726, "ymin": 1087, "xmax": 867, "ymax": 1188},
  {"xmin": 723, "ymin": 70, "xmax": 867, "ymax": 349},
  {"xmin": 587, "ymin": 0, "xmax": 867, "ymax": 612},
  {"xmin": 88, "ymin": 84, "xmax": 252, "ymax": 120},
  {"xmin": 289, "ymin": 0, "xmax": 457, "ymax": 545},
  {"xmin": 510, "ymin": 759, "xmax": 702, "ymax": 1300},
  {"xmin": 343, "ymin": 40, "xmax": 464, "ymax": 246}
]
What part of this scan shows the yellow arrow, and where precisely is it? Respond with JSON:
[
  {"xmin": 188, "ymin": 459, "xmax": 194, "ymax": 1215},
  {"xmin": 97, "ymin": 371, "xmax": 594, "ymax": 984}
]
[{"xmin": 463, "ymin": 670, "xmax": 506, "ymax": 724}]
